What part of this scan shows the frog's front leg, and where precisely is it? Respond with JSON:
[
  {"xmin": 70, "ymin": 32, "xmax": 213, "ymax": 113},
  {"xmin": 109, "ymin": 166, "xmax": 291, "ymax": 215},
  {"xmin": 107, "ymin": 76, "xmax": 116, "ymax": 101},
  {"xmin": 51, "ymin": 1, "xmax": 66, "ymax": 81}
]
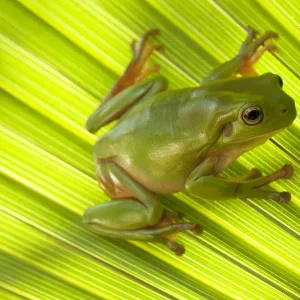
[
  {"xmin": 185, "ymin": 158, "xmax": 293, "ymax": 202},
  {"xmin": 86, "ymin": 75, "xmax": 167, "ymax": 133},
  {"xmin": 202, "ymin": 27, "xmax": 278, "ymax": 83},
  {"xmin": 83, "ymin": 160, "xmax": 201, "ymax": 256},
  {"xmin": 86, "ymin": 29, "xmax": 166, "ymax": 133},
  {"xmin": 104, "ymin": 28, "xmax": 163, "ymax": 103}
]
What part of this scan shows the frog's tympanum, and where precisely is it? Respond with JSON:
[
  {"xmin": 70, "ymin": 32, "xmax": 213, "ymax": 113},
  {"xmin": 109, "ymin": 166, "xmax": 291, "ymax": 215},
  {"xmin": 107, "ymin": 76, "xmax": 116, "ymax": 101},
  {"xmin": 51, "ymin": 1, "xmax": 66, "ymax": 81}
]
[{"xmin": 83, "ymin": 28, "xmax": 296, "ymax": 255}]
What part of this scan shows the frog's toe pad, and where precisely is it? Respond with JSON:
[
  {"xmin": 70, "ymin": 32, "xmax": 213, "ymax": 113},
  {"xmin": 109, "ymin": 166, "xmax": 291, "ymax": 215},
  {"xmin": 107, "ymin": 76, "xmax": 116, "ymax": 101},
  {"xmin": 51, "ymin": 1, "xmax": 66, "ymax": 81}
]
[
  {"xmin": 265, "ymin": 31, "xmax": 279, "ymax": 39},
  {"xmin": 246, "ymin": 26, "xmax": 259, "ymax": 39},
  {"xmin": 191, "ymin": 224, "xmax": 203, "ymax": 235},
  {"xmin": 279, "ymin": 192, "xmax": 291, "ymax": 203},
  {"xmin": 137, "ymin": 28, "xmax": 162, "ymax": 54},
  {"xmin": 281, "ymin": 164, "xmax": 293, "ymax": 179},
  {"xmin": 145, "ymin": 28, "xmax": 160, "ymax": 38},
  {"xmin": 265, "ymin": 44, "xmax": 277, "ymax": 52},
  {"xmin": 175, "ymin": 243, "xmax": 185, "ymax": 256},
  {"xmin": 165, "ymin": 239, "xmax": 185, "ymax": 256}
]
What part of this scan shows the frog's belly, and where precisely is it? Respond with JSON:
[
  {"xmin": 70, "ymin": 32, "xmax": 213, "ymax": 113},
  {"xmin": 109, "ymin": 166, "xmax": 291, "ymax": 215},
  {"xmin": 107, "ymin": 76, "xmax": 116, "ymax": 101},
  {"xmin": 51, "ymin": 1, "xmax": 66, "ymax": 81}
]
[
  {"xmin": 94, "ymin": 127, "xmax": 206, "ymax": 194},
  {"xmin": 115, "ymin": 152, "xmax": 199, "ymax": 194}
]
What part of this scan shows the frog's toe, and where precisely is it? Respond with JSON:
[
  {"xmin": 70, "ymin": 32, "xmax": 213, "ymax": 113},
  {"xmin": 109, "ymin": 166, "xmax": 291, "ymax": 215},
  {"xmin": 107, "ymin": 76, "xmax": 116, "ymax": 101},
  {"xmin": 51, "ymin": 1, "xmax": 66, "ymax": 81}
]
[
  {"xmin": 191, "ymin": 224, "xmax": 202, "ymax": 235},
  {"xmin": 175, "ymin": 244, "xmax": 185, "ymax": 256},
  {"xmin": 135, "ymin": 64, "xmax": 161, "ymax": 82},
  {"xmin": 279, "ymin": 192, "xmax": 291, "ymax": 203},
  {"xmin": 263, "ymin": 43, "xmax": 277, "ymax": 52},
  {"xmin": 135, "ymin": 28, "xmax": 162, "ymax": 57},
  {"xmin": 128, "ymin": 29, "xmax": 163, "ymax": 83},
  {"xmin": 238, "ymin": 28, "xmax": 278, "ymax": 73},
  {"xmin": 249, "ymin": 168, "xmax": 263, "ymax": 179},
  {"xmin": 161, "ymin": 238, "xmax": 185, "ymax": 256},
  {"xmin": 145, "ymin": 28, "xmax": 160, "ymax": 37},
  {"xmin": 280, "ymin": 164, "xmax": 293, "ymax": 179},
  {"xmin": 159, "ymin": 210, "xmax": 184, "ymax": 225},
  {"xmin": 151, "ymin": 44, "xmax": 164, "ymax": 53},
  {"xmin": 164, "ymin": 211, "xmax": 184, "ymax": 220},
  {"xmin": 264, "ymin": 31, "xmax": 279, "ymax": 39},
  {"xmin": 252, "ymin": 31, "xmax": 278, "ymax": 48},
  {"xmin": 131, "ymin": 39, "xmax": 138, "ymax": 54},
  {"xmin": 245, "ymin": 26, "xmax": 259, "ymax": 41}
]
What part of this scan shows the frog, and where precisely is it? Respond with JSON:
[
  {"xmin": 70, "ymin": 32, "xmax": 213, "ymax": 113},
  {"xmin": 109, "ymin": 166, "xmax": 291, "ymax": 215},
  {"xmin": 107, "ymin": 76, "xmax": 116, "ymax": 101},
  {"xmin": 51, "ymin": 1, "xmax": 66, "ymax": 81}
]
[{"xmin": 83, "ymin": 28, "xmax": 296, "ymax": 255}]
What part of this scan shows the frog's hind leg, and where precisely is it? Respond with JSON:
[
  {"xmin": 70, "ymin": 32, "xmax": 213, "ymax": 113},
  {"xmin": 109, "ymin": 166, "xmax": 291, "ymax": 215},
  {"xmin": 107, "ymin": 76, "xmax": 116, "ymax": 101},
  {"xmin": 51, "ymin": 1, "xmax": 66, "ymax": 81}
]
[
  {"xmin": 83, "ymin": 160, "xmax": 201, "ymax": 255},
  {"xmin": 202, "ymin": 26, "xmax": 278, "ymax": 83}
]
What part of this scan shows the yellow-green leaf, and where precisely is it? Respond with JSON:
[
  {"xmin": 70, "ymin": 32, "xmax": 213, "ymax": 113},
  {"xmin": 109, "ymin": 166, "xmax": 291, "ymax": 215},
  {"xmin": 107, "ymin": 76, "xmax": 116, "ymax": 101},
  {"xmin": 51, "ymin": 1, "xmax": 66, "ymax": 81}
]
[{"xmin": 1, "ymin": 0, "xmax": 299, "ymax": 299}]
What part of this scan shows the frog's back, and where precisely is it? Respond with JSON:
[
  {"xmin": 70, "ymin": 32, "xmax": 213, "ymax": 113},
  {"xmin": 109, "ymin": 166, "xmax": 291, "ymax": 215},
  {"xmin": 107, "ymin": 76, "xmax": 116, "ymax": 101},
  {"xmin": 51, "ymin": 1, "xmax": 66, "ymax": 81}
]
[{"xmin": 93, "ymin": 88, "xmax": 219, "ymax": 193}]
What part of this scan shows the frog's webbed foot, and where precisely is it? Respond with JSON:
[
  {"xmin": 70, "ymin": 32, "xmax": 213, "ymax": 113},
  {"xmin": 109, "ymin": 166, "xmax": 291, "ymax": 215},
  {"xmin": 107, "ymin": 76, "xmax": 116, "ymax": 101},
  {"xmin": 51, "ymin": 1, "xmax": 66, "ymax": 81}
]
[
  {"xmin": 239, "ymin": 164, "xmax": 293, "ymax": 202},
  {"xmin": 237, "ymin": 26, "xmax": 278, "ymax": 76}
]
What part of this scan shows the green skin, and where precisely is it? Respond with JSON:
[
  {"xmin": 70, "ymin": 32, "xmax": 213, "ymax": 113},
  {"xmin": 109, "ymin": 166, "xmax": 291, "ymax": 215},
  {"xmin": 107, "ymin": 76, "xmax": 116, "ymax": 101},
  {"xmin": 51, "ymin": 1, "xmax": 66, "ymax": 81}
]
[{"xmin": 83, "ymin": 28, "xmax": 297, "ymax": 255}]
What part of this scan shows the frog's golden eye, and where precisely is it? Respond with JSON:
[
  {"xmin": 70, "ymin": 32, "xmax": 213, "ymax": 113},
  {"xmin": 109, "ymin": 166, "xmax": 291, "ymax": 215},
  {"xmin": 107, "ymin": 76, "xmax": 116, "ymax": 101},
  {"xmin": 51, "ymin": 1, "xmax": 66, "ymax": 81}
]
[{"xmin": 242, "ymin": 106, "xmax": 263, "ymax": 125}]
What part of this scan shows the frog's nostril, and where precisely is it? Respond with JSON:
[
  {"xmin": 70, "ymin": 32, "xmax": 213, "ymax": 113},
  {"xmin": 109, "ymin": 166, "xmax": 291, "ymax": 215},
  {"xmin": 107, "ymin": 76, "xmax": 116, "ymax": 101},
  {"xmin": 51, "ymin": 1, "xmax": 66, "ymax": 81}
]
[{"xmin": 282, "ymin": 108, "xmax": 287, "ymax": 113}]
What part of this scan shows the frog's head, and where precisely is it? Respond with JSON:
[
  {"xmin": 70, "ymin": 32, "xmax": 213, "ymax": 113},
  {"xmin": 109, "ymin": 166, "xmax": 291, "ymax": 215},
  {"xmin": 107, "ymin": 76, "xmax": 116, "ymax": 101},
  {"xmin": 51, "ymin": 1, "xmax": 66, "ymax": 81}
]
[{"xmin": 221, "ymin": 73, "xmax": 297, "ymax": 148}]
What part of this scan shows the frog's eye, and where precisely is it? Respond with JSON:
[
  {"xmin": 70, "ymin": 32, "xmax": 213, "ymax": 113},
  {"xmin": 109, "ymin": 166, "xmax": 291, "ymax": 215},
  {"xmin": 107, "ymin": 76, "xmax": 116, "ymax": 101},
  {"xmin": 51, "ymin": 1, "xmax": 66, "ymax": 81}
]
[
  {"xmin": 242, "ymin": 106, "xmax": 263, "ymax": 125},
  {"xmin": 277, "ymin": 75, "xmax": 283, "ymax": 88}
]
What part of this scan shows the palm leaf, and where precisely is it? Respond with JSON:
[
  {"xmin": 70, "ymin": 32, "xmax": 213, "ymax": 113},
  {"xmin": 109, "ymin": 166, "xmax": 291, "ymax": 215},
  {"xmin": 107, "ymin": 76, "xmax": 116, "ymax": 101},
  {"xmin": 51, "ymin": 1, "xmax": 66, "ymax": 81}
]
[{"xmin": 1, "ymin": 0, "xmax": 299, "ymax": 299}]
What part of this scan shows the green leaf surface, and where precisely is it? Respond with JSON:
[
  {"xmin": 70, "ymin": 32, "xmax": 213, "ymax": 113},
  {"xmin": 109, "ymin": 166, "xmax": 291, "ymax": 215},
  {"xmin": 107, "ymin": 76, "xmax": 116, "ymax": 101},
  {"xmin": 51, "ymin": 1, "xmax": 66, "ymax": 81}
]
[{"xmin": 1, "ymin": 0, "xmax": 300, "ymax": 299}]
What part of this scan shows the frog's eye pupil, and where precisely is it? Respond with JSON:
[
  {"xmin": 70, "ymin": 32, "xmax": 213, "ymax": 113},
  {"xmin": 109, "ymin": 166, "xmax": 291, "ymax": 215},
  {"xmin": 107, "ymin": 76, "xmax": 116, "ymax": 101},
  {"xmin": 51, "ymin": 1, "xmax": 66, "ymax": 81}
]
[
  {"xmin": 242, "ymin": 106, "xmax": 263, "ymax": 125},
  {"xmin": 248, "ymin": 110, "xmax": 261, "ymax": 120}
]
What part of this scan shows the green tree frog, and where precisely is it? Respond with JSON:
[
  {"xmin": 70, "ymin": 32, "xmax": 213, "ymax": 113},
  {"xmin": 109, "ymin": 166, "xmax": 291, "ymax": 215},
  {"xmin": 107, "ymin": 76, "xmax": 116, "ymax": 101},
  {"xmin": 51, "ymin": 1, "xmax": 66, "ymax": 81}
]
[{"xmin": 83, "ymin": 28, "xmax": 296, "ymax": 255}]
